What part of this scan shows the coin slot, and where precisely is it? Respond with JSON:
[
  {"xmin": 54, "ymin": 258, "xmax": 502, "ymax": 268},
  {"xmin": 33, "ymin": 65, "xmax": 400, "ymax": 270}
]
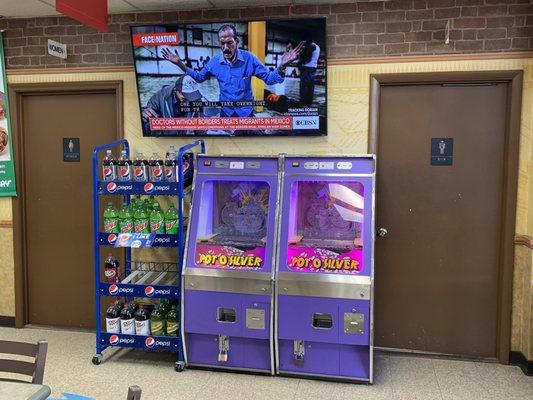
[
  {"xmin": 217, "ymin": 307, "xmax": 236, "ymax": 323},
  {"xmin": 312, "ymin": 312, "xmax": 333, "ymax": 329}
]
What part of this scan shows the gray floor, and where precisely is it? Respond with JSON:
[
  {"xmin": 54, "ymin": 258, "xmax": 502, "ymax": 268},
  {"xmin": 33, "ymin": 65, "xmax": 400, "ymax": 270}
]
[{"xmin": 0, "ymin": 326, "xmax": 531, "ymax": 400}]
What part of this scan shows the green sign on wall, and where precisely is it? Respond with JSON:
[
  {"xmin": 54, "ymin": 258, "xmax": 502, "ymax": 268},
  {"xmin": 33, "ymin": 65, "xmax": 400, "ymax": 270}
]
[{"xmin": 0, "ymin": 32, "xmax": 17, "ymax": 197}]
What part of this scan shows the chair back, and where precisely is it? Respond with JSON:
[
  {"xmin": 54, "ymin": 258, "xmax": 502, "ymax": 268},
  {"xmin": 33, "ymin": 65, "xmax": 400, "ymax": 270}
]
[
  {"xmin": 127, "ymin": 385, "xmax": 142, "ymax": 400},
  {"xmin": 0, "ymin": 339, "xmax": 48, "ymax": 384}
]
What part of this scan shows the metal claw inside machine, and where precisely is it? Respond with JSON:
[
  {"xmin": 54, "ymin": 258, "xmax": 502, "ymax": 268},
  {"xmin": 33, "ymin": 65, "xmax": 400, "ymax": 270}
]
[
  {"xmin": 182, "ymin": 155, "xmax": 280, "ymax": 374},
  {"xmin": 276, "ymin": 155, "xmax": 376, "ymax": 382}
]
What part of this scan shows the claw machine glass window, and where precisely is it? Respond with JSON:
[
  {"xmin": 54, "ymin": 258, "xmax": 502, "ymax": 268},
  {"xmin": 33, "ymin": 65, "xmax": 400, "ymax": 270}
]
[
  {"xmin": 286, "ymin": 181, "xmax": 364, "ymax": 274},
  {"xmin": 194, "ymin": 180, "xmax": 271, "ymax": 270}
]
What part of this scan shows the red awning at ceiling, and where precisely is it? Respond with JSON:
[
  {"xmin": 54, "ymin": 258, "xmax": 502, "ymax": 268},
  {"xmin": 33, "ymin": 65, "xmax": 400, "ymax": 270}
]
[{"xmin": 56, "ymin": 0, "xmax": 108, "ymax": 32}]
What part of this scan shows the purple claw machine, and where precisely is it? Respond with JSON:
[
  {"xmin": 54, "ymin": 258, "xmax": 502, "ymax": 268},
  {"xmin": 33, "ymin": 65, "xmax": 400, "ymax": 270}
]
[
  {"xmin": 182, "ymin": 155, "xmax": 280, "ymax": 374},
  {"xmin": 275, "ymin": 155, "xmax": 375, "ymax": 382}
]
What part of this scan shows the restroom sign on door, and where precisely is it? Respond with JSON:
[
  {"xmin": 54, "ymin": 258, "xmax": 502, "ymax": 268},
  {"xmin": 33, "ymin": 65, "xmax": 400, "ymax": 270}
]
[{"xmin": 430, "ymin": 138, "xmax": 453, "ymax": 166}]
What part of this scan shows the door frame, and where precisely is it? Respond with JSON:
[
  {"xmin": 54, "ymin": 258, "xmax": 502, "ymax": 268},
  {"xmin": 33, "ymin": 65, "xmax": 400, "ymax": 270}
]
[
  {"xmin": 10, "ymin": 81, "xmax": 124, "ymax": 328},
  {"xmin": 368, "ymin": 70, "xmax": 522, "ymax": 364}
]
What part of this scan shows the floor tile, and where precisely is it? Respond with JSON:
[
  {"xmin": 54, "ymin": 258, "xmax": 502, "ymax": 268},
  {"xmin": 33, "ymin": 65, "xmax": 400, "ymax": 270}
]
[{"xmin": 0, "ymin": 327, "xmax": 531, "ymax": 400}]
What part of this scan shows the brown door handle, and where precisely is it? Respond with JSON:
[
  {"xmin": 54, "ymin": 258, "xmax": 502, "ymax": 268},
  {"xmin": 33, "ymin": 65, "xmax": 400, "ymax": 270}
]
[{"xmin": 377, "ymin": 228, "xmax": 388, "ymax": 237}]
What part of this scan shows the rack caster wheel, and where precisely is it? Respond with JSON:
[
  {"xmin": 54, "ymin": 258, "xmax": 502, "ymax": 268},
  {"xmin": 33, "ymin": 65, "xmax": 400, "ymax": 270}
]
[
  {"xmin": 92, "ymin": 355, "xmax": 102, "ymax": 365},
  {"xmin": 175, "ymin": 361, "xmax": 185, "ymax": 372}
]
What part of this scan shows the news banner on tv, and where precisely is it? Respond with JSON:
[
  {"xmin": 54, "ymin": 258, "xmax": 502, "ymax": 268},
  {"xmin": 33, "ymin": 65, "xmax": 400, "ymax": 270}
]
[{"xmin": 130, "ymin": 18, "xmax": 327, "ymax": 137}]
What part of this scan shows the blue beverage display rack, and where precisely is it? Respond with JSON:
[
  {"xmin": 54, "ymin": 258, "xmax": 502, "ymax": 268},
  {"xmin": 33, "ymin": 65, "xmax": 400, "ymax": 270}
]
[{"xmin": 91, "ymin": 139, "xmax": 205, "ymax": 372}]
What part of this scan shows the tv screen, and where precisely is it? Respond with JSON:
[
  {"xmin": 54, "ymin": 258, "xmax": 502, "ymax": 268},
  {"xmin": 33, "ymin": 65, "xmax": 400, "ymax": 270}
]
[{"xmin": 130, "ymin": 18, "xmax": 327, "ymax": 137}]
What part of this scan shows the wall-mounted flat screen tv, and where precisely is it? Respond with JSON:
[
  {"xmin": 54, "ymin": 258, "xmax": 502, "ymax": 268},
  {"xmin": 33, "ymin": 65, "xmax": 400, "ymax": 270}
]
[{"xmin": 130, "ymin": 18, "xmax": 326, "ymax": 137}]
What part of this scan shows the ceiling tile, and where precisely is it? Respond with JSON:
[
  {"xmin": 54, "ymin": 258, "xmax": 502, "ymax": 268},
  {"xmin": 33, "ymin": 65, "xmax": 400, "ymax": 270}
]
[
  {"xmin": 109, "ymin": 0, "xmax": 140, "ymax": 13},
  {"xmin": 209, "ymin": 0, "xmax": 288, "ymax": 7},
  {"xmin": 127, "ymin": 0, "xmax": 212, "ymax": 11},
  {"xmin": 0, "ymin": 0, "xmax": 58, "ymax": 18}
]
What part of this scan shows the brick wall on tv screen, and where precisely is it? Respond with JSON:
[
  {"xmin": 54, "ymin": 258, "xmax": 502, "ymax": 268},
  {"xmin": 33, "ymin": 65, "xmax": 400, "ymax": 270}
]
[{"xmin": 1, "ymin": 0, "xmax": 532, "ymax": 69}]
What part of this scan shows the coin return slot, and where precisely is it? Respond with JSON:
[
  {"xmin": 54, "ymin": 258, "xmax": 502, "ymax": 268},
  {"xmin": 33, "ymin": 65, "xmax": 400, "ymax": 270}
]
[
  {"xmin": 217, "ymin": 307, "xmax": 236, "ymax": 323},
  {"xmin": 312, "ymin": 313, "xmax": 333, "ymax": 329}
]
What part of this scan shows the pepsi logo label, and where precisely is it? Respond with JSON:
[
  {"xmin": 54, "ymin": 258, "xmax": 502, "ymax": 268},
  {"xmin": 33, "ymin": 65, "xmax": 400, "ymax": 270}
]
[
  {"xmin": 134, "ymin": 167, "xmax": 145, "ymax": 178},
  {"xmin": 103, "ymin": 167, "xmax": 113, "ymax": 178},
  {"xmin": 154, "ymin": 237, "xmax": 171, "ymax": 244},
  {"xmin": 107, "ymin": 234, "xmax": 117, "ymax": 244},
  {"xmin": 108, "ymin": 284, "xmax": 133, "ymax": 295},
  {"xmin": 106, "ymin": 182, "xmax": 117, "ymax": 193},
  {"xmin": 153, "ymin": 168, "xmax": 163, "ymax": 177},
  {"xmin": 144, "ymin": 184, "xmax": 171, "ymax": 194},
  {"xmin": 105, "ymin": 183, "xmax": 133, "ymax": 193},
  {"xmin": 145, "ymin": 286, "xmax": 155, "ymax": 297},
  {"xmin": 144, "ymin": 183, "xmax": 154, "ymax": 193},
  {"xmin": 109, "ymin": 335, "xmax": 134, "ymax": 346},
  {"xmin": 145, "ymin": 337, "xmax": 155, "ymax": 348},
  {"xmin": 120, "ymin": 167, "xmax": 130, "ymax": 177}
]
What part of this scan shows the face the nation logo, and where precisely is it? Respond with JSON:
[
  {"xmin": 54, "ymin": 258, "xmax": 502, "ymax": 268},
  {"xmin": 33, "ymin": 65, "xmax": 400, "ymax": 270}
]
[
  {"xmin": 145, "ymin": 337, "xmax": 155, "ymax": 348},
  {"xmin": 144, "ymin": 183, "xmax": 155, "ymax": 194},
  {"xmin": 144, "ymin": 286, "xmax": 155, "ymax": 297},
  {"xmin": 106, "ymin": 182, "xmax": 117, "ymax": 193},
  {"xmin": 108, "ymin": 284, "xmax": 119, "ymax": 295},
  {"xmin": 109, "ymin": 335, "xmax": 119, "ymax": 345}
]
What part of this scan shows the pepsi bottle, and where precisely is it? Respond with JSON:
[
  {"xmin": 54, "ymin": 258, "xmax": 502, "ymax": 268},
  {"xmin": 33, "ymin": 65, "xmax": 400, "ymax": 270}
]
[
  {"xmin": 106, "ymin": 302, "xmax": 121, "ymax": 334},
  {"xmin": 149, "ymin": 152, "xmax": 164, "ymax": 182},
  {"xmin": 104, "ymin": 254, "xmax": 120, "ymax": 283},
  {"xmin": 134, "ymin": 305, "xmax": 150, "ymax": 336},
  {"xmin": 183, "ymin": 152, "xmax": 194, "ymax": 187},
  {"xmin": 133, "ymin": 152, "xmax": 148, "ymax": 182},
  {"xmin": 117, "ymin": 150, "xmax": 132, "ymax": 182},
  {"xmin": 120, "ymin": 303, "xmax": 135, "ymax": 335},
  {"xmin": 164, "ymin": 149, "xmax": 177, "ymax": 182},
  {"xmin": 102, "ymin": 150, "xmax": 117, "ymax": 181},
  {"xmin": 128, "ymin": 300, "xmax": 139, "ymax": 314}
]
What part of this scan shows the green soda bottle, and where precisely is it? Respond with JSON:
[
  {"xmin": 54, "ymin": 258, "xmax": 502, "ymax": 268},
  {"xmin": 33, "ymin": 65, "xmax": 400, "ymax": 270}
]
[
  {"xmin": 143, "ymin": 197, "xmax": 152, "ymax": 214},
  {"xmin": 166, "ymin": 305, "xmax": 179, "ymax": 337},
  {"xmin": 150, "ymin": 303, "xmax": 166, "ymax": 336},
  {"xmin": 150, "ymin": 203, "xmax": 165, "ymax": 233},
  {"xmin": 150, "ymin": 195, "xmax": 160, "ymax": 211},
  {"xmin": 134, "ymin": 205, "xmax": 150, "ymax": 233},
  {"xmin": 130, "ymin": 196, "xmax": 139, "ymax": 211},
  {"xmin": 164, "ymin": 204, "xmax": 178, "ymax": 235},
  {"xmin": 118, "ymin": 202, "xmax": 133, "ymax": 233},
  {"xmin": 103, "ymin": 202, "xmax": 119, "ymax": 233},
  {"xmin": 159, "ymin": 298, "xmax": 171, "ymax": 314}
]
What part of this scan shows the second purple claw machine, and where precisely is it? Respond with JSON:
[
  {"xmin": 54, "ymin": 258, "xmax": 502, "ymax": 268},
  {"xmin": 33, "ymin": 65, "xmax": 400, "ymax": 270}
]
[
  {"xmin": 276, "ymin": 155, "xmax": 375, "ymax": 382},
  {"xmin": 182, "ymin": 155, "xmax": 280, "ymax": 374}
]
